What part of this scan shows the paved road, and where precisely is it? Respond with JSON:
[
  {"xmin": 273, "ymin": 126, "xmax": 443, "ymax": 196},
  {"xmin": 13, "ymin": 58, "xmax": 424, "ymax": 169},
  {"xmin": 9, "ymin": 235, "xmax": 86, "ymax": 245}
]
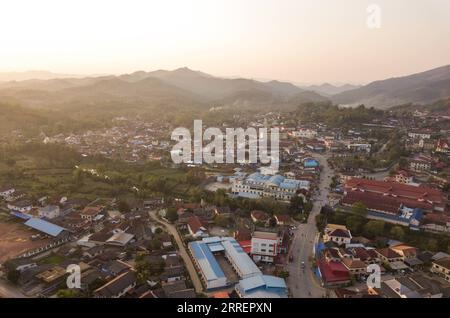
[
  {"xmin": 148, "ymin": 210, "xmax": 204, "ymax": 293},
  {"xmin": 0, "ymin": 279, "xmax": 27, "ymax": 298},
  {"xmin": 286, "ymin": 153, "xmax": 331, "ymax": 298}
]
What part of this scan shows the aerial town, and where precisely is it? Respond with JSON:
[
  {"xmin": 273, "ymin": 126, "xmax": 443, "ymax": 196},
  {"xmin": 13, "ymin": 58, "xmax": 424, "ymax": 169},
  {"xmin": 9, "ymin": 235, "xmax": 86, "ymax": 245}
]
[
  {"xmin": 0, "ymin": 103, "xmax": 449, "ymax": 299},
  {"xmin": 0, "ymin": 1, "xmax": 449, "ymax": 304}
]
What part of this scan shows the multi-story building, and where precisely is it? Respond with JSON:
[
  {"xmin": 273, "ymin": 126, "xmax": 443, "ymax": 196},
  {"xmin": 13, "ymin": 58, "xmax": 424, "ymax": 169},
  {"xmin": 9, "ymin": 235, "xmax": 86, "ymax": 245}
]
[
  {"xmin": 409, "ymin": 158, "xmax": 432, "ymax": 172},
  {"xmin": 251, "ymin": 231, "xmax": 280, "ymax": 263},
  {"xmin": 231, "ymin": 172, "xmax": 310, "ymax": 202},
  {"xmin": 38, "ymin": 205, "xmax": 61, "ymax": 219}
]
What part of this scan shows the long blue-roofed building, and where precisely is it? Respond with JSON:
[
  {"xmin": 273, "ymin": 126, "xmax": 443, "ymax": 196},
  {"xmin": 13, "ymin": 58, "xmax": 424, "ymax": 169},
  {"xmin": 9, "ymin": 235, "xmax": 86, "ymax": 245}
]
[
  {"xmin": 188, "ymin": 236, "xmax": 286, "ymax": 297},
  {"xmin": 24, "ymin": 217, "xmax": 69, "ymax": 238}
]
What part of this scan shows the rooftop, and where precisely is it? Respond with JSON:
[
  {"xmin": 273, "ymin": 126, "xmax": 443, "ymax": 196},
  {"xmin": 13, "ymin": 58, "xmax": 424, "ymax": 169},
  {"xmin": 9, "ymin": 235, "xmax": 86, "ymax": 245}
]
[{"xmin": 24, "ymin": 218, "xmax": 66, "ymax": 237}]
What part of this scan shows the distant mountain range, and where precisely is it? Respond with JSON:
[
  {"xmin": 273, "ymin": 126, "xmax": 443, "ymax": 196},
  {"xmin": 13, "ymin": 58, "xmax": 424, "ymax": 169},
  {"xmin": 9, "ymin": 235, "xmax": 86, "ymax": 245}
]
[
  {"xmin": 0, "ymin": 67, "xmax": 326, "ymax": 111},
  {"xmin": 302, "ymin": 83, "xmax": 361, "ymax": 96},
  {"xmin": 0, "ymin": 65, "xmax": 449, "ymax": 111},
  {"xmin": 332, "ymin": 64, "xmax": 450, "ymax": 109},
  {"xmin": 0, "ymin": 70, "xmax": 84, "ymax": 82}
]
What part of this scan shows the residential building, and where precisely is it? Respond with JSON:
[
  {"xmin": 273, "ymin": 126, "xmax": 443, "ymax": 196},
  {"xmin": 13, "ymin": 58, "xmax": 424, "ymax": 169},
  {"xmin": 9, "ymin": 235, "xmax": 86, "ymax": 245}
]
[
  {"xmin": 7, "ymin": 199, "xmax": 33, "ymax": 213},
  {"xmin": 436, "ymin": 138, "xmax": 450, "ymax": 154},
  {"xmin": 251, "ymin": 231, "xmax": 280, "ymax": 263},
  {"xmin": 431, "ymin": 257, "xmax": 450, "ymax": 282},
  {"xmin": 391, "ymin": 244, "xmax": 417, "ymax": 260},
  {"xmin": 38, "ymin": 205, "xmax": 60, "ymax": 219},
  {"xmin": 274, "ymin": 214, "xmax": 290, "ymax": 226},
  {"xmin": 187, "ymin": 215, "xmax": 208, "ymax": 238},
  {"xmin": 80, "ymin": 206, "xmax": 103, "ymax": 221},
  {"xmin": 375, "ymin": 248, "xmax": 403, "ymax": 264},
  {"xmin": 0, "ymin": 186, "xmax": 15, "ymax": 198},
  {"xmin": 323, "ymin": 225, "xmax": 352, "ymax": 246},
  {"xmin": 250, "ymin": 210, "xmax": 270, "ymax": 226},
  {"xmin": 94, "ymin": 270, "xmax": 137, "ymax": 298},
  {"xmin": 341, "ymin": 258, "xmax": 367, "ymax": 276}
]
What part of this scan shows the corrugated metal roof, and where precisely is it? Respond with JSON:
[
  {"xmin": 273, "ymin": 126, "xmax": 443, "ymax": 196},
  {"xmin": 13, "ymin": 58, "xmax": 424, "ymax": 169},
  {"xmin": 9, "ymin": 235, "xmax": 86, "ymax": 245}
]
[
  {"xmin": 24, "ymin": 218, "xmax": 66, "ymax": 237},
  {"xmin": 189, "ymin": 241, "xmax": 226, "ymax": 281}
]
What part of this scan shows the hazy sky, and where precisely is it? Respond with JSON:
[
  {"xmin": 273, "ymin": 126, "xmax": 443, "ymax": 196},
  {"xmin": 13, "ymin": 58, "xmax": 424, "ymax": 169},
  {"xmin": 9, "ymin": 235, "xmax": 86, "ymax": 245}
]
[{"xmin": 1, "ymin": 0, "xmax": 449, "ymax": 84}]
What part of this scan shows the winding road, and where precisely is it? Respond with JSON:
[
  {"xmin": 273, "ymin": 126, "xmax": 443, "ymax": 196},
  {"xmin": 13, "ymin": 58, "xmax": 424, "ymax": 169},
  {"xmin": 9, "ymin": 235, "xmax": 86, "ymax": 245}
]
[
  {"xmin": 148, "ymin": 210, "xmax": 204, "ymax": 293},
  {"xmin": 286, "ymin": 153, "xmax": 331, "ymax": 298}
]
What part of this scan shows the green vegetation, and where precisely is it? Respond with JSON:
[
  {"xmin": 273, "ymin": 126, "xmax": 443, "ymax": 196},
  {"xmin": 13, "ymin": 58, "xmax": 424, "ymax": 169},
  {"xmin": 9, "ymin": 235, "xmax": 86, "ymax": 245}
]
[
  {"xmin": 39, "ymin": 253, "xmax": 65, "ymax": 265},
  {"xmin": 291, "ymin": 102, "xmax": 384, "ymax": 128},
  {"xmin": 325, "ymin": 210, "xmax": 450, "ymax": 253},
  {"xmin": 56, "ymin": 289, "xmax": 81, "ymax": 298}
]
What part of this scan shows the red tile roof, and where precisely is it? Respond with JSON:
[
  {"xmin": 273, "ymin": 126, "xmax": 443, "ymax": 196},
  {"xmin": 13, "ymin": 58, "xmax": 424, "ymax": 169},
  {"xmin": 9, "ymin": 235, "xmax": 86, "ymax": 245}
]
[
  {"xmin": 318, "ymin": 259, "xmax": 350, "ymax": 284},
  {"xmin": 238, "ymin": 240, "xmax": 252, "ymax": 254},
  {"xmin": 345, "ymin": 178, "xmax": 445, "ymax": 206},
  {"xmin": 251, "ymin": 210, "xmax": 270, "ymax": 221},
  {"xmin": 274, "ymin": 214, "xmax": 291, "ymax": 223},
  {"xmin": 375, "ymin": 248, "xmax": 402, "ymax": 259},
  {"xmin": 344, "ymin": 177, "xmax": 446, "ymax": 212},
  {"xmin": 342, "ymin": 190, "xmax": 401, "ymax": 214},
  {"xmin": 187, "ymin": 215, "xmax": 206, "ymax": 234}
]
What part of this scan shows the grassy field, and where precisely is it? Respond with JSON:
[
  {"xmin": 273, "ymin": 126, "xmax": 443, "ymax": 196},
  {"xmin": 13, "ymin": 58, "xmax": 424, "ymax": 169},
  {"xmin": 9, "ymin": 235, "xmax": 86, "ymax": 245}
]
[{"xmin": 0, "ymin": 148, "xmax": 193, "ymax": 202}]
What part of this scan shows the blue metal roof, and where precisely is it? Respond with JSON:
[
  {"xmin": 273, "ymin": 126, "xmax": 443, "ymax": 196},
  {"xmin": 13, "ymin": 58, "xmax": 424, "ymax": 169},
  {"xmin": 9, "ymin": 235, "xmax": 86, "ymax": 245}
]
[
  {"xmin": 11, "ymin": 211, "xmax": 32, "ymax": 220},
  {"xmin": 262, "ymin": 275, "xmax": 287, "ymax": 289},
  {"xmin": 304, "ymin": 158, "xmax": 319, "ymax": 167},
  {"xmin": 24, "ymin": 218, "xmax": 66, "ymax": 237},
  {"xmin": 237, "ymin": 275, "xmax": 287, "ymax": 296},
  {"xmin": 189, "ymin": 241, "xmax": 226, "ymax": 281}
]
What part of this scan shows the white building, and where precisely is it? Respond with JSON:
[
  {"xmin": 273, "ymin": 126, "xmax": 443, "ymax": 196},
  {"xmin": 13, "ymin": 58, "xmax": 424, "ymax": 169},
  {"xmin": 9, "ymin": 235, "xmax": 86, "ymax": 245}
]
[
  {"xmin": 0, "ymin": 186, "xmax": 15, "ymax": 199},
  {"xmin": 408, "ymin": 131, "xmax": 431, "ymax": 140},
  {"xmin": 323, "ymin": 225, "xmax": 352, "ymax": 246},
  {"xmin": 289, "ymin": 128, "xmax": 318, "ymax": 139},
  {"xmin": 38, "ymin": 205, "xmax": 60, "ymax": 219},
  {"xmin": 251, "ymin": 231, "xmax": 280, "ymax": 263},
  {"xmin": 232, "ymin": 172, "xmax": 310, "ymax": 202},
  {"xmin": 7, "ymin": 200, "xmax": 33, "ymax": 213}
]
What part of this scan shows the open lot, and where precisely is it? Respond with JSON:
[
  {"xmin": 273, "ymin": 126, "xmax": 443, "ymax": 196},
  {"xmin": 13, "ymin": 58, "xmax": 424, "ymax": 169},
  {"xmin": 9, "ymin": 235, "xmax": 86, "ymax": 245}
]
[
  {"xmin": 0, "ymin": 219, "xmax": 50, "ymax": 263},
  {"xmin": 204, "ymin": 182, "xmax": 232, "ymax": 192},
  {"xmin": 215, "ymin": 254, "xmax": 239, "ymax": 285}
]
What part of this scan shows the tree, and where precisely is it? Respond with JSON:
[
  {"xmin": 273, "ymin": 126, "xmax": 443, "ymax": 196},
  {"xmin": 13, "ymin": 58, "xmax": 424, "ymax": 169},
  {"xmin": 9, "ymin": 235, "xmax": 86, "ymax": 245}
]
[
  {"xmin": 73, "ymin": 169, "xmax": 85, "ymax": 186},
  {"xmin": 117, "ymin": 200, "xmax": 131, "ymax": 213},
  {"xmin": 363, "ymin": 220, "xmax": 385, "ymax": 237},
  {"xmin": 390, "ymin": 226, "xmax": 405, "ymax": 241},
  {"xmin": 166, "ymin": 207, "xmax": 178, "ymax": 223},
  {"xmin": 427, "ymin": 239, "xmax": 438, "ymax": 252},
  {"xmin": 315, "ymin": 214, "xmax": 327, "ymax": 232},
  {"xmin": 57, "ymin": 289, "xmax": 81, "ymax": 298},
  {"xmin": 290, "ymin": 196, "xmax": 304, "ymax": 214},
  {"xmin": 278, "ymin": 270, "xmax": 290, "ymax": 279},
  {"xmin": 214, "ymin": 215, "xmax": 230, "ymax": 228},
  {"xmin": 346, "ymin": 215, "xmax": 365, "ymax": 234},
  {"xmin": 7, "ymin": 269, "xmax": 20, "ymax": 285},
  {"xmin": 351, "ymin": 202, "xmax": 368, "ymax": 217},
  {"xmin": 148, "ymin": 239, "xmax": 162, "ymax": 250}
]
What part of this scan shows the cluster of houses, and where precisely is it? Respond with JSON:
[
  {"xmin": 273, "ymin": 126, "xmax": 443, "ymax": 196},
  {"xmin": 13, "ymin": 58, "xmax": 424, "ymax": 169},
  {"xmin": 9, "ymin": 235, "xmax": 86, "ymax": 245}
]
[
  {"xmin": 318, "ymin": 224, "xmax": 450, "ymax": 298},
  {"xmin": 0, "ymin": 188, "xmax": 202, "ymax": 298},
  {"xmin": 42, "ymin": 117, "xmax": 172, "ymax": 163}
]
